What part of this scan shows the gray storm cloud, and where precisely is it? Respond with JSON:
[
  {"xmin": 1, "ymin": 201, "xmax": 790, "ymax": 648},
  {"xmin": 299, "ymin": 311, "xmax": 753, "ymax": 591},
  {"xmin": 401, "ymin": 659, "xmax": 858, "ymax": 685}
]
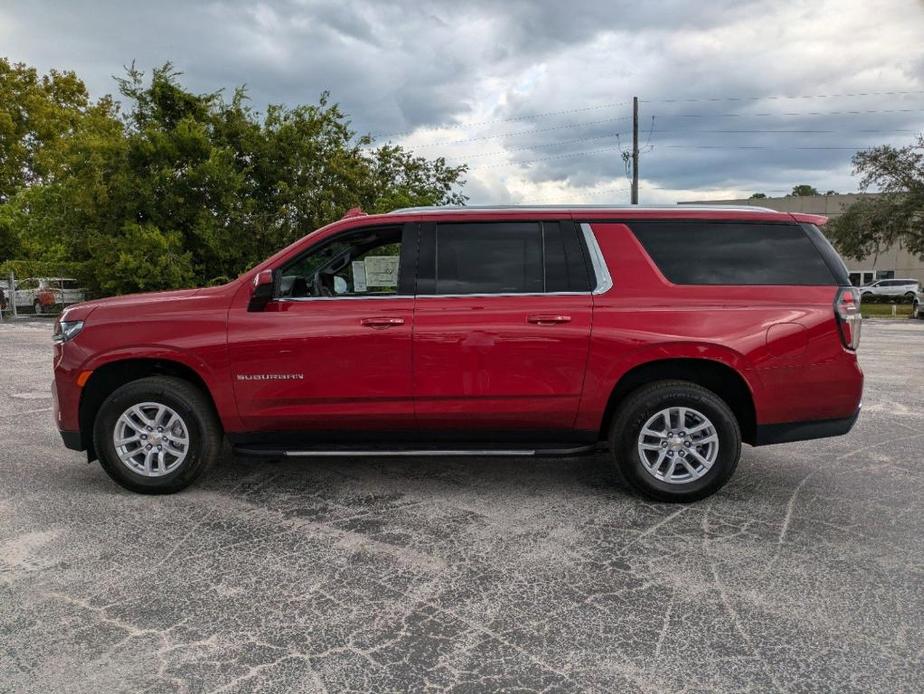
[{"xmin": 2, "ymin": 0, "xmax": 922, "ymax": 202}]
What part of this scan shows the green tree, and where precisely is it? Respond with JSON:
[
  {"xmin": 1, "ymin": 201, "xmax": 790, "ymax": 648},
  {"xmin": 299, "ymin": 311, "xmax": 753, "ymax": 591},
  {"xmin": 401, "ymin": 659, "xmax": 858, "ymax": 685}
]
[
  {"xmin": 90, "ymin": 223, "xmax": 196, "ymax": 295},
  {"xmin": 828, "ymin": 135, "xmax": 924, "ymax": 259},
  {"xmin": 749, "ymin": 192, "xmax": 767, "ymax": 199},
  {"xmin": 788, "ymin": 184, "xmax": 819, "ymax": 196},
  {"xmin": 1, "ymin": 61, "xmax": 468, "ymax": 295},
  {"xmin": 0, "ymin": 59, "xmax": 116, "ymax": 203}
]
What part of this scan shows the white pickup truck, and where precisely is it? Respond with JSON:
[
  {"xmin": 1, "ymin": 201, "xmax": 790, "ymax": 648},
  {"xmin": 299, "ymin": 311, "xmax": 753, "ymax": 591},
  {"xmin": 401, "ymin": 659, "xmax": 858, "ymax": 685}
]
[{"xmin": 13, "ymin": 278, "xmax": 87, "ymax": 314}]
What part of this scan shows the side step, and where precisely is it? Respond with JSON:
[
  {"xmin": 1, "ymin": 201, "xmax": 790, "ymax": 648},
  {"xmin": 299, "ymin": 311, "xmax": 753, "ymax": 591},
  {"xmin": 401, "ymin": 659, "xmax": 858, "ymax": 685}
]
[{"xmin": 234, "ymin": 443, "xmax": 601, "ymax": 459}]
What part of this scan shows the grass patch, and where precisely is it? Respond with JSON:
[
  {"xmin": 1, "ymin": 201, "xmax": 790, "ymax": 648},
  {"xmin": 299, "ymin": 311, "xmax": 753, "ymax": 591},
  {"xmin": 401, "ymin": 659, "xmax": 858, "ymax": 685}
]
[{"xmin": 861, "ymin": 303, "xmax": 913, "ymax": 318}]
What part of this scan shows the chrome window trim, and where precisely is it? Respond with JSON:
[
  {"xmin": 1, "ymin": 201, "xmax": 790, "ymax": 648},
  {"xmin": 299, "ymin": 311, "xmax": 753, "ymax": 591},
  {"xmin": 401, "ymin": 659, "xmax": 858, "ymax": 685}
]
[
  {"xmin": 273, "ymin": 222, "xmax": 607, "ymax": 301},
  {"xmin": 580, "ymin": 223, "xmax": 613, "ymax": 295},
  {"xmin": 417, "ymin": 291, "xmax": 591, "ymax": 299},
  {"xmin": 276, "ymin": 294, "xmax": 407, "ymax": 302},
  {"xmin": 276, "ymin": 291, "xmax": 592, "ymax": 302}
]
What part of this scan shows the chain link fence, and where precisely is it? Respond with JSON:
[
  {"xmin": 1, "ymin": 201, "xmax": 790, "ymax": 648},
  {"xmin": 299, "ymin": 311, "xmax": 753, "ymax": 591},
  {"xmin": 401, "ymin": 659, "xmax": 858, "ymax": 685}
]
[{"xmin": 0, "ymin": 272, "xmax": 88, "ymax": 322}]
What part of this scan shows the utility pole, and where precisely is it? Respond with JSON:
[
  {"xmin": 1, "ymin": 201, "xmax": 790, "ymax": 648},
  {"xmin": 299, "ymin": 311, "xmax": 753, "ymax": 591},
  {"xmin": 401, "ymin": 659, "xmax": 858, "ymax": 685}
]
[{"xmin": 631, "ymin": 96, "xmax": 639, "ymax": 204}]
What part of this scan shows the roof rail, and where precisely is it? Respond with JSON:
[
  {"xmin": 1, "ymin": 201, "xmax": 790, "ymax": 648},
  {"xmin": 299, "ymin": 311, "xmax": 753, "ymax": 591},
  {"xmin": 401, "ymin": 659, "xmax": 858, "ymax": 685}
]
[{"xmin": 389, "ymin": 204, "xmax": 779, "ymax": 214}]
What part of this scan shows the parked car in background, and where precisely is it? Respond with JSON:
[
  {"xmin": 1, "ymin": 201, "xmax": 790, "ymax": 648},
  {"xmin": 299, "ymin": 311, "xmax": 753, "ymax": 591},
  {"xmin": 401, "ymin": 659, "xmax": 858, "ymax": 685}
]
[
  {"xmin": 15, "ymin": 278, "xmax": 87, "ymax": 314},
  {"xmin": 53, "ymin": 205, "xmax": 863, "ymax": 502},
  {"xmin": 913, "ymin": 287, "xmax": 924, "ymax": 319},
  {"xmin": 860, "ymin": 278, "xmax": 920, "ymax": 301}
]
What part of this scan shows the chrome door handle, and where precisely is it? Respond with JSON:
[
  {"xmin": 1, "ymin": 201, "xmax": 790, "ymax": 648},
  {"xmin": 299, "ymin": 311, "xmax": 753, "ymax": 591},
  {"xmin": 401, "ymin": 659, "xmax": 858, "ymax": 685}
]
[
  {"xmin": 361, "ymin": 317, "xmax": 406, "ymax": 329},
  {"xmin": 527, "ymin": 314, "xmax": 572, "ymax": 325}
]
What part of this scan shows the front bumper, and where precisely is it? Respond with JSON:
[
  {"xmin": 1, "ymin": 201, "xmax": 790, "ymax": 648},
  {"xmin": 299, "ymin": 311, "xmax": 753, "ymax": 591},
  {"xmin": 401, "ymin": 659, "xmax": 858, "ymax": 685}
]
[
  {"xmin": 53, "ymin": 371, "xmax": 85, "ymax": 452},
  {"xmin": 753, "ymin": 405, "xmax": 861, "ymax": 446}
]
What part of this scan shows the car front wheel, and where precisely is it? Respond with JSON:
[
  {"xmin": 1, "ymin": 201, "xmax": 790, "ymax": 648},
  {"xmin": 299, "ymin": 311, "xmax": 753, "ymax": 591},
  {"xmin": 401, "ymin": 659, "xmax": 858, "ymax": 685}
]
[
  {"xmin": 93, "ymin": 376, "xmax": 221, "ymax": 494},
  {"xmin": 609, "ymin": 381, "xmax": 741, "ymax": 503}
]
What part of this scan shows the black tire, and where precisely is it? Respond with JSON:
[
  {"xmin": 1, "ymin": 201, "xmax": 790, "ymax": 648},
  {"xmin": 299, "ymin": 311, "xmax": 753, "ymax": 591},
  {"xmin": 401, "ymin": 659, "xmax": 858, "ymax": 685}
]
[
  {"xmin": 904, "ymin": 291, "xmax": 916, "ymax": 303},
  {"xmin": 861, "ymin": 291, "xmax": 873, "ymax": 301},
  {"xmin": 93, "ymin": 376, "xmax": 222, "ymax": 494},
  {"xmin": 608, "ymin": 380, "xmax": 741, "ymax": 503}
]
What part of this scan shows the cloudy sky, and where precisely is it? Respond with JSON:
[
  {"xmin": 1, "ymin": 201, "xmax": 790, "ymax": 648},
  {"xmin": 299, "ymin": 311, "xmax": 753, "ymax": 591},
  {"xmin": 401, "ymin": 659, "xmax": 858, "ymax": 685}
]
[{"xmin": 2, "ymin": 0, "xmax": 923, "ymax": 204}]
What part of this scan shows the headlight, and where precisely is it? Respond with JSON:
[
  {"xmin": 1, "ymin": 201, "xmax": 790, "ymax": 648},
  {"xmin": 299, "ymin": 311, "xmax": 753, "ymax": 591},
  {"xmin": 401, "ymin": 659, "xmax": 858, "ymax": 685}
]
[{"xmin": 53, "ymin": 320, "xmax": 84, "ymax": 343}]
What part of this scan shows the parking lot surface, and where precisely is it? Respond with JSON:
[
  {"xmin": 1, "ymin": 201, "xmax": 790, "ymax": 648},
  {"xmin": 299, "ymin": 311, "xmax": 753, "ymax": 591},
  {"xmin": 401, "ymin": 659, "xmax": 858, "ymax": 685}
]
[{"xmin": 1, "ymin": 319, "xmax": 922, "ymax": 693}]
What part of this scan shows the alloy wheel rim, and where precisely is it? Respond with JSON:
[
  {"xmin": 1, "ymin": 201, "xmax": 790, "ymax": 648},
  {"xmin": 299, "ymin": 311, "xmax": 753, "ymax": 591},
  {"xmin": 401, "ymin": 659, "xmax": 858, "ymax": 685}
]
[
  {"xmin": 637, "ymin": 406, "xmax": 719, "ymax": 485},
  {"xmin": 113, "ymin": 402, "xmax": 190, "ymax": 477}
]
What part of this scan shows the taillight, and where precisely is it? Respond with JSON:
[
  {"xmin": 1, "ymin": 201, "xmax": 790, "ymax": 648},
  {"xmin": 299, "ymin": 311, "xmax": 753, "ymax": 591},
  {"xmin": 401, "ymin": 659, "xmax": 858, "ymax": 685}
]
[{"xmin": 835, "ymin": 287, "xmax": 862, "ymax": 350}]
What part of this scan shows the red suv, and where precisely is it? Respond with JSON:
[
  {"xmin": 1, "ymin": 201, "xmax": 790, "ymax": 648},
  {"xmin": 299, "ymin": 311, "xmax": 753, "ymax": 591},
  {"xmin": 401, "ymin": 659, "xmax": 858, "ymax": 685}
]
[{"xmin": 52, "ymin": 206, "xmax": 863, "ymax": 501}]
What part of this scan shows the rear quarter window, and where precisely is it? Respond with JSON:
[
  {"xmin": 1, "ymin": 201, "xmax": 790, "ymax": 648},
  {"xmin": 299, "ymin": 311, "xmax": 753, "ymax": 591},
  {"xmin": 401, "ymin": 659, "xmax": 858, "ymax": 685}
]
[{"xmin": 629, "ymin": 221, "xmax": 838, "ymax": 286}]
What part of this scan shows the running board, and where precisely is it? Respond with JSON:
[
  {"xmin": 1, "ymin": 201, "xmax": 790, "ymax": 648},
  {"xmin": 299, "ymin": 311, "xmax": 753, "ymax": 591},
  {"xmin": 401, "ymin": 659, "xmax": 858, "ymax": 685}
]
[{"xmin": 234, "ymin": 444, "xmax": 600, "ymax": 458}]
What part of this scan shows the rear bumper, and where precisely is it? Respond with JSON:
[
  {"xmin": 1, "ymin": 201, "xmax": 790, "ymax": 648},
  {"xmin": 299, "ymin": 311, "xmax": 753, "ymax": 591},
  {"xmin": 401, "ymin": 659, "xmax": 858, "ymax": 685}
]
[{"xmin": 753, "ymin": 405, "xmax": 861, "ymax": 446}]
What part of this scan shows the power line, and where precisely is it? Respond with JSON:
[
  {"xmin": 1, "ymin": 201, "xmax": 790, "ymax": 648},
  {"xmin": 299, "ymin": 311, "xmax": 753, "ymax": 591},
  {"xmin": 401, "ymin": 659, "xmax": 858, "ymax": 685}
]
[
  {"xmin": 644, "ymin": 128, "xmax": 919, "ymax": 134},
  {"xmin": 470, "ymin": 145, "xmax": 629, "ymax": 170},
  {"xmin": 407, "ymin": 116, "xmax": 629, "ymax": 149},
  {"xmin": 467, "ymin": 140, "xmax": 915, "ymax": 171},
  {"xmin": 369, "ymin": 93, "xmax": 924, "ymax": 141},
  {"xmin": 372, "ymin": 101, "xmax": 631, "ymax": 139},
  {"xmin": 373, "ymin": 113, "xmax": 922, "ymax": 155},
  {"xmin": 662, "ymin": 145, "xmax": 896, "ymax": 150},
  {"xmin": 640, "ymin": 89, "xmax": 924, "ymax": 104},
  {"xmin": 659, "ymin": 107, "xmax": 924, "ymax": 119},
  {"xmin": 450, "ymin": 133, "xmax": 621, "ymax": 159}
]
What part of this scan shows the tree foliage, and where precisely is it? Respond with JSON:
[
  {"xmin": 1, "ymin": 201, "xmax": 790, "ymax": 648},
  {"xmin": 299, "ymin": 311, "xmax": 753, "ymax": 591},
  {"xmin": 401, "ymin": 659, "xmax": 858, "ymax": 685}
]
[
  {"xmin": 828, "ymin": 135, "xmax": 924, "ymax": 259},
  {"xmin": 788, "ymin": 184, "xmax": 819, "ymax": 196},
  {"xmin": 0, "ymin": 60, "xmax": 467, "ymax": 294}
]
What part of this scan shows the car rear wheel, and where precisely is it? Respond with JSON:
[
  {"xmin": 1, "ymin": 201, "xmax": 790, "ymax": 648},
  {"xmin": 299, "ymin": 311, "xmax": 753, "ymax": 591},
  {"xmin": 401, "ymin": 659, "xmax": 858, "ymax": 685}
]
[
  {"xmin": 93, "ymin": 376, "xmax": 221, "ymax": 494},
  {"xmin": 609, "ymin": 381, "xmax": 741, "ymax": 502}
]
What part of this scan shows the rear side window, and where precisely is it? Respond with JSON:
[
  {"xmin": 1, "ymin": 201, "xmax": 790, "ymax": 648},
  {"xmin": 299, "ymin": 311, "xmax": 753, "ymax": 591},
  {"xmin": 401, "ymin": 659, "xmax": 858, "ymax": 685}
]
[
  {"xmin": 629, "ymin": 221, "xmax": 837, "ymax": 285},
  {"xmin": 544, "ymin": 221, "xmax": 592, "ymax": 292},
  {"xmin": 425, "ymin": 221, "xmax": 589, "ymax": 295},
  {"xmin": 800, "ymin": 223, "xmax": 850, "ymax": 286}
]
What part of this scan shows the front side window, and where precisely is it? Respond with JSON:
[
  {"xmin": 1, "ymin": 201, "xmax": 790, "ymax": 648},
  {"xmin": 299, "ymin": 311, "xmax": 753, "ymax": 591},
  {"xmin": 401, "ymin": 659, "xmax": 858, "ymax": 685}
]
[{"xmin": 278, "ymin": 226, "xmax": 403, "ymax": 298}]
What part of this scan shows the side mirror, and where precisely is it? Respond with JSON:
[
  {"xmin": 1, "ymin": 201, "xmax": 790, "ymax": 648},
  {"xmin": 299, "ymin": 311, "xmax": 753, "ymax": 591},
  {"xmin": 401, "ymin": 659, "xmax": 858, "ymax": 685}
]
[{"xmin": 248, "ymin": 269, "xmax": 276, "ymax": 312}]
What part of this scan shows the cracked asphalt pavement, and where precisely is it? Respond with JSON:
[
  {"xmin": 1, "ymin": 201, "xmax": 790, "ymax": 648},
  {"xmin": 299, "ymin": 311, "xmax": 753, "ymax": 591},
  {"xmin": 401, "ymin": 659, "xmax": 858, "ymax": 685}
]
[{"xmin": 1, "ymin": 319, "xmax": 923, "ymax": 693}]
